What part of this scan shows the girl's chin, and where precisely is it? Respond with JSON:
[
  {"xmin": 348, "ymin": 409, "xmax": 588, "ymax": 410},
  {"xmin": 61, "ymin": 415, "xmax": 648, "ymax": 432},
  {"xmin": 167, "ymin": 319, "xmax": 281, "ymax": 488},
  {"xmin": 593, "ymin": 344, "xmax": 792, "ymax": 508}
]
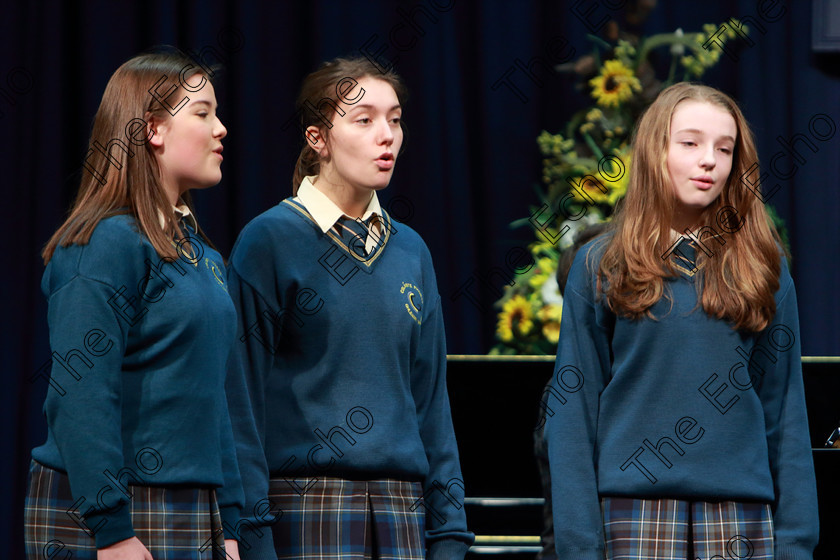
[
  {"xmin": 677, "ymin": 197, "xmax": 717, "ymax": 210},
  {"xmin": 192, "ymin": 180, "xmax": 222, "ymax": 190},
  {"xmin": 366, "ymin": 176, "xmax": 393, "ymax": 190}
]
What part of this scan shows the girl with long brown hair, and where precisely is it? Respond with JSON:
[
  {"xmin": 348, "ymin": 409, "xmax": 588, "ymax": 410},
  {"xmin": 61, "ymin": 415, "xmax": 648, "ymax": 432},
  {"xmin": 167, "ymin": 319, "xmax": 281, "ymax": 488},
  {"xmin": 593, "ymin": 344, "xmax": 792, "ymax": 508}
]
[
  {"xmin": 225, "ymin": 57, "xmax": 473, "ymax": 559},
  {"xmin": 544, "ymin": 83, "xmax": 818, "ymax": 559},
  {"xmin": 25, "ymin": 49, "xmax": 244, "ymax": 560}
]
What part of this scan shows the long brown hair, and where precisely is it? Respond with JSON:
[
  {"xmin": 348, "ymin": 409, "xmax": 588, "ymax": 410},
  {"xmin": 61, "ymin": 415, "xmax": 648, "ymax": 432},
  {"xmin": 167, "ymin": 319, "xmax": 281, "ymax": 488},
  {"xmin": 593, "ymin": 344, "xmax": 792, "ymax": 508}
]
[
  {"xmin": 291, "ymin": 57, "xmax": 407, "ymax": 193},
  {"xmin": 596, "ymin": 82, "xmax": 782, "ymax": 332},
  {"xmin": 43, "ymin": 49, "xmax": 217, "ymax": 263}
]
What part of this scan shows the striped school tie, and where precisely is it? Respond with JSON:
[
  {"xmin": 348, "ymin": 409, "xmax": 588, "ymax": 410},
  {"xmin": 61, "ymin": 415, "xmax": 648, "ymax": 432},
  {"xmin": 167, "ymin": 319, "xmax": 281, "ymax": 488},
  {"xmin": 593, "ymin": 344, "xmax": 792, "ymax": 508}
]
[{"xmin": 336, "ymin": 215, "xmax": 381, "ymax": 258}]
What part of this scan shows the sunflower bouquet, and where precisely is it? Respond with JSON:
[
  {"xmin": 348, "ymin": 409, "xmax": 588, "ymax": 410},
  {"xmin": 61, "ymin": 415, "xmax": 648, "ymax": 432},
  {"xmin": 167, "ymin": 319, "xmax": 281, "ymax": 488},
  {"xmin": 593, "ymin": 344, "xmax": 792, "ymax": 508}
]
[{"xmin": 490, "ymin": 16, "xmax": 748, "ymax": 355}]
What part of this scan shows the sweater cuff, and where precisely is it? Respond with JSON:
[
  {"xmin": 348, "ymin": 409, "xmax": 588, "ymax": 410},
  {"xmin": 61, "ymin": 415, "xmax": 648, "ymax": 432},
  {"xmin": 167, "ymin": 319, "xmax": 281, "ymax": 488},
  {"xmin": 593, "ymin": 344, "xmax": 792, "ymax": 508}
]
[
  {"xmin": 775, "ymin": 542, "xmax": 816, "ymax": 560},
  {"xmin": 84, "ymin": 507, "xmax": 135, "ymax": 549},
  {"xmin": 220, "ymin": 505, "xmax": 243, "ymax": 539},
  {"xmin": 556, "ymin": 548, "xmax": 604, "ymax": 560},
  {"xmin": 237, "ymin": 523, "xmax": 278, "ymax": 560},
  {"xmin": 428, "ymin": 538, "xmax": 471, "ymax": 560}
]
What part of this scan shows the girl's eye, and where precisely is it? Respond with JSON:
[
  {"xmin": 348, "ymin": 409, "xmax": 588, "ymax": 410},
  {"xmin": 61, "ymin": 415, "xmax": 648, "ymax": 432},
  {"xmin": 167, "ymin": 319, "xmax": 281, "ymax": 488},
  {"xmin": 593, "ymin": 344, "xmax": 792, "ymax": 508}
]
[
  {"xmin": 680, "ymin": 141, "xmax": 696, "ymax": 147},
  {"xmin": 391, "ymin": 117, "xmax": 401, "ymax": 125},
  {"xmin": 357, "ymin": 117, "xmax": 371, "ymax": 124},
  {"xmin": 719, "ymin": 147, "xmax": 732, "ymax": 154},
  {"xmin": 197, "ymin": 112, "xmax": 208, "ymax": 118}
]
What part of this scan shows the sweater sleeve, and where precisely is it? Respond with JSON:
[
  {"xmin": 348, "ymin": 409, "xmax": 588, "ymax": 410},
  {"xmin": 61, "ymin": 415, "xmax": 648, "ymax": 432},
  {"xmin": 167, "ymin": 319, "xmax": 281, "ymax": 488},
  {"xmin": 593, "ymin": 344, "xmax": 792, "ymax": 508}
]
[
  {"xmin": 755, "ymin": 270, "xmax": 819, "ymax": 559},
  {"xmin": 544, "ymin": 250, "xmax": 613, "ymax": 560},
  {"xmin": 215, "ymin": 382, "xmax": 246, "ymax": 536},
  {"xmin": 224, "ymin": 238, "xmax": 282, "ymax": 560},
  {"xmin": 43, "ymin": 273, "xmax": 134, "ymax": 548},
  {"xmin": 412, "ymin": 292, "xmax": 475, "ymax": 559}
]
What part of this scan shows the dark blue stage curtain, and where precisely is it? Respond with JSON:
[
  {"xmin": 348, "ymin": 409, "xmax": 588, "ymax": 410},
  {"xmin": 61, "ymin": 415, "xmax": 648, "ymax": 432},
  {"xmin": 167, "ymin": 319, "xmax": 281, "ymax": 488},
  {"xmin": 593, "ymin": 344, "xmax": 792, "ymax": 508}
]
[{"xmin": 3, "ymin": 1, "xmax": 838, "ymax": 556}]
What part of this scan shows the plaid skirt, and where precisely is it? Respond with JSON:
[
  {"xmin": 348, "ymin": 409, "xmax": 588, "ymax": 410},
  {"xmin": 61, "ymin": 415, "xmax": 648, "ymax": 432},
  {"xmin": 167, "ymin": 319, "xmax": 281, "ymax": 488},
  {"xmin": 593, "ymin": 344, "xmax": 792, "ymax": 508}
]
[
  {"xmin": 24, "ymin": 460, "xmax": 227, "ymax": 560},
  {"xmin": 268, "ymin": 476, "xmax": 425, "ymax": 560},
  {"xmin": 601, "ymin": 497, "xmax": 773, "ymax": 560}
]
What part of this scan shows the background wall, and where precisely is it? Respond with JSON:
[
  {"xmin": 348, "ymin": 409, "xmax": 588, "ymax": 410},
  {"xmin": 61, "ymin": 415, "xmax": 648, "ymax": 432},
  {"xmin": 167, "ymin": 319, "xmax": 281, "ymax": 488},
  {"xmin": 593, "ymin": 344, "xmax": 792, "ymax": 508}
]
[{"xmin": 3, "ymin": 0, "xmax": 838, "ymax": 555}]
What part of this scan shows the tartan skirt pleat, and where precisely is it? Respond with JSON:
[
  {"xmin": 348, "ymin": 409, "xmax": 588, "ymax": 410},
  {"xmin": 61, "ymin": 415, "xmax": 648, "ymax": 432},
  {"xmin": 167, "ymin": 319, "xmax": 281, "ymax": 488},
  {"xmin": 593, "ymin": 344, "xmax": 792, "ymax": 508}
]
[
  {"xmin": 602, "ymin": 498, "xmax": 690, "ymax": 560},
  {"xmin": 24, "ymin": 460, "xmax": 226, "ymax": 560},
  {"xmin": 267, "ymin": 476, "xmax": 425, "ymax": 560},
  {"xmin": 601, "ymin": 497, "xmax": 773, "ymax": 560},
  {"xmin": 690, "ymin": 501, "xmax": 773, "ymax": 560}
]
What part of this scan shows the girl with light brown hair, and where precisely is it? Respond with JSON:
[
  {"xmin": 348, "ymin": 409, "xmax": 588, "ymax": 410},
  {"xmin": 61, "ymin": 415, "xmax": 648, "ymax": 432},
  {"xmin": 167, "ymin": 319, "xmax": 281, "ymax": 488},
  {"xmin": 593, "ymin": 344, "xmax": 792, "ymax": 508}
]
[
  {"xmin": 544, "ymin": 83, "xmax": 818, "ymax": 560},
  {"xmin": 25, "ymin": 49, "xmax": 244, "ymax": 560}
]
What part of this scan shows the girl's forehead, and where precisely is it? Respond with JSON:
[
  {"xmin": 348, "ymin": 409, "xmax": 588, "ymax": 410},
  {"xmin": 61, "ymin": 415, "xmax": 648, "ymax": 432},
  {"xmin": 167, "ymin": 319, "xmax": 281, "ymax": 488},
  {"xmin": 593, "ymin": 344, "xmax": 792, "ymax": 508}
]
[
  {"xmin": 672, "ymin": 100, "xmax": 732, "ymax": 121},
  {"xmin": 351, "ymin": 76, "xmax": 399, "ymax": 106},
  {"xmin": 670, "ymin": 100, "xmax": 737, "ymax": 134}
]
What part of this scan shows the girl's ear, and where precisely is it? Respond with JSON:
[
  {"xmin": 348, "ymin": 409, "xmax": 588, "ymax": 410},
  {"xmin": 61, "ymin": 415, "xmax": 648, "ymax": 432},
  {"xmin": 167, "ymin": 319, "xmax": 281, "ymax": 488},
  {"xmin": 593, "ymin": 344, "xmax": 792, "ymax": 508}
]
[
  {"xmin": 146, "ymin": 113, "xmax": 166, "ymax": 148},
  {"xmin": 306, "ymin": 125, "xmax": 328, "ymax": 158}
]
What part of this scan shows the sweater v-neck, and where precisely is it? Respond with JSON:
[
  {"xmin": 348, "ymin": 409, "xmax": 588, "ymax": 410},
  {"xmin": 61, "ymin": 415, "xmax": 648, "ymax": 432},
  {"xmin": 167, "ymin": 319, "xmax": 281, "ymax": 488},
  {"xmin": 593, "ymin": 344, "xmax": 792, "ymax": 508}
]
[{"xmin": 282, "ymin": 198, "xmax": 394, "ymax": 273}]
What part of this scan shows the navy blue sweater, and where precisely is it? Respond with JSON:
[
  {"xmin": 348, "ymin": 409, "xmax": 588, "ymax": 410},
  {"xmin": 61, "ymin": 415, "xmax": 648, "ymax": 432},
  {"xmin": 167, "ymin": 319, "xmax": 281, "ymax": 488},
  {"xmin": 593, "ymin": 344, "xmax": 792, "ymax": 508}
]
[
  {"xmin": 225, "ymin": 199, "xmax": 473, "ymax": 560},
  {"xmin": 545, "ymin": 237, "xmax": 818, "ymax": 560},
  {"xmin": 32, "ymin": 215, "xmax": 244, "ymax": 548}
]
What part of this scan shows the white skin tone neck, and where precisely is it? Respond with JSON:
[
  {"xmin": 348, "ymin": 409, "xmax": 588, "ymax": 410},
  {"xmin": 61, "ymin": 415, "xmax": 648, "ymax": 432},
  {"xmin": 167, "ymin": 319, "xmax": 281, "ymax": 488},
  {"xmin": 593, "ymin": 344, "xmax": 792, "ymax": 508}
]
[
  {"xmin": 666, "ymin": 100, "xmax": 737, "ymax": 235},
  {"xmin": 306, "ymin": 76, "xmax": 403, "ymax": 218},
  {"xmin": 314, "ymin": 175, "xmax": 373, "ymax": 219},
  {"xmin": 315, "ymin": 174, "xmax": 374, "ymax": 219},
  {"xmin": 148, "ymin": 75, "xmax": 227, "ymax": 207}
]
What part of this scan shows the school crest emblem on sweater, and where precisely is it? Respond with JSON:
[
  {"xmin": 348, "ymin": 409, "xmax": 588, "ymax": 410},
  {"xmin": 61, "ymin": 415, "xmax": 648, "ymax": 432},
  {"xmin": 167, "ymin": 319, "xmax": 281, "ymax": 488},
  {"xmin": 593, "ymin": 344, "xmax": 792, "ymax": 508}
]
[
  {"xmin": 205, "ymin": 257, "xmax": 227, "ymax": 291},
  {"xmin": 400, "ymin": 282, "xmax": 423, "ymax": 325}
]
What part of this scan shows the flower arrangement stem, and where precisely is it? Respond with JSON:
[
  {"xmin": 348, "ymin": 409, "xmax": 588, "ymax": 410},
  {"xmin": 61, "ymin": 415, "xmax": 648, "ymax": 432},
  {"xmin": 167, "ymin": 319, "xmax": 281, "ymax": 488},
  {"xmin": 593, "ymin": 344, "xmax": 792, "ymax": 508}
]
[
  {"xmin": 582, "ymin": 131, "xmax": 605, "ymax": 162},
  {"xmin": 667, "ymin": 55, "xmax": 678, "ymax": 85},
  {"xmin": 636, "ymin": 33, "xmax": 699, "ymax": 70}
]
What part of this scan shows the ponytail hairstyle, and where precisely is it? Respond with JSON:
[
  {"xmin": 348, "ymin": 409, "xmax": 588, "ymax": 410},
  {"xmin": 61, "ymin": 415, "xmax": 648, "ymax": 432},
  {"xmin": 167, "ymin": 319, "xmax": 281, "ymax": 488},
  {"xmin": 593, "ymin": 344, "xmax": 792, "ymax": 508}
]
[
  {"xmin": 596, "ymin": 82, "xmax": 783, "ymax": 332},
  {"xmin": 291, "ymin": 57, "xmax": 407, "ymax": 194},
  {"xmin": 43, "ymin": 48, "xmax": 218, "ymax": 263}
]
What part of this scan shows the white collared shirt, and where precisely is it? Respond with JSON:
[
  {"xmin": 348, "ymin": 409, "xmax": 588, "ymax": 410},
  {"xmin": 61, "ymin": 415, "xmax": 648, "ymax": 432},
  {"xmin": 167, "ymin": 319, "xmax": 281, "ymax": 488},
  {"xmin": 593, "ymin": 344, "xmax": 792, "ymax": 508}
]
[
  {"xmin": 295, "ymin": 176, "xmax": 383, "ymax": 255},
  {"xmin": 173, "ymin": 203, "xmax": 197, "ymax": 231},
  {"xmin": 158, "ymin": 201, "xmax": 198, "ymax": 231}
]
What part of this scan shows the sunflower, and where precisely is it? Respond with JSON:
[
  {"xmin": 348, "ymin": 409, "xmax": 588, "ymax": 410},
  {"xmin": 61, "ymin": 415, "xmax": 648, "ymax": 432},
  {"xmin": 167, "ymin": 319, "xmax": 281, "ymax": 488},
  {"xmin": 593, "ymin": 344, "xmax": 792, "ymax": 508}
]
[
  {"xmin": 537, "ymin": 304, "xmax": 563, "ymax": 344},
  {"xmin": 588, "ymin": 59, "xmax": 642, "ymax": 108},
  {"xmin": 497, "ymin": 295, "xmax": 534, "ymax": 342},
  {"xmin": 570, "ymin": 173, "xmax": 610, "ymax": 205}
]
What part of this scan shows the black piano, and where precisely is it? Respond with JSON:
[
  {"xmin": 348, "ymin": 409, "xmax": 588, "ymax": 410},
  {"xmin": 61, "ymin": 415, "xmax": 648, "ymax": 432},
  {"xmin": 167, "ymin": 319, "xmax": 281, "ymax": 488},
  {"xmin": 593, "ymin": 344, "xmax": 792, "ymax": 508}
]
[{"xmin": 447, "ymin": 356, "xmax": 838, "ymax": 559}]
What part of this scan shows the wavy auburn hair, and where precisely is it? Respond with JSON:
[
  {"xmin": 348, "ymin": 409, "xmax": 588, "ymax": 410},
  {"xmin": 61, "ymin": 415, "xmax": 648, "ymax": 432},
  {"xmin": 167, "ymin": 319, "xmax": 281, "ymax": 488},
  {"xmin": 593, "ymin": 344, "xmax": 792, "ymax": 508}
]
[
  {"xmin": 291, "ymin": 56, "xmax": 407, "ymax": 193},
  {"xmin": 43, "ymin": 49, "xmax": 217, "ymax": 263},
  {"xmin": 595, "ymin": 82, "xmax": 782, "ymax": 332}
]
